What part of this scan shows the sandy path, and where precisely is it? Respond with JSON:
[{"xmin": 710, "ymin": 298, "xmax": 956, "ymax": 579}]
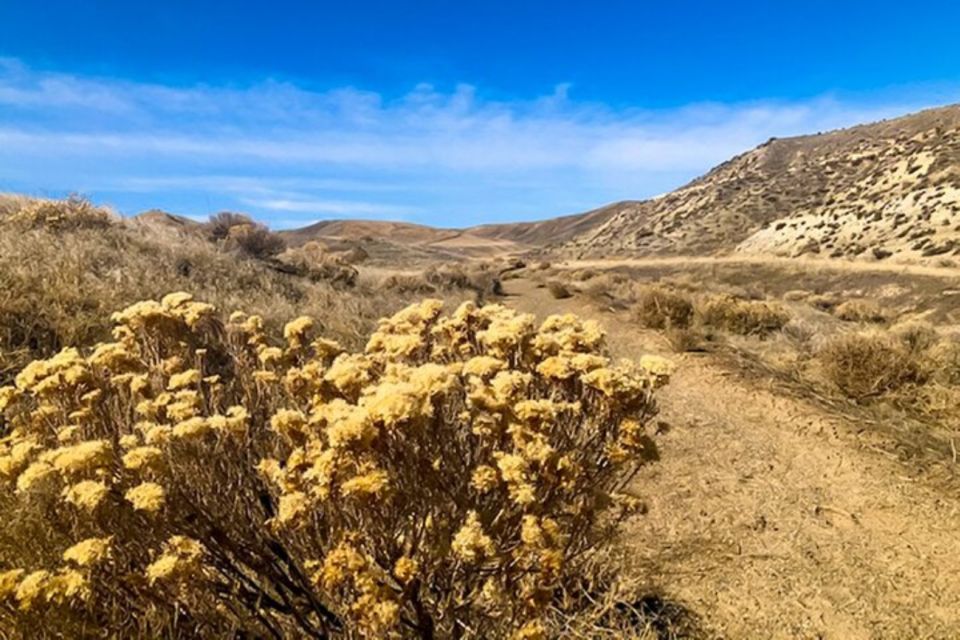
[{"xmin": 503, "ymin": 275, "xmax": 960, "ymax": 639}]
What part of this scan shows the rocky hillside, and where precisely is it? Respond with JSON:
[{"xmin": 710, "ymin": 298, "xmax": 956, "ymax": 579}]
[{"xmin": 565, "ymin": 104, "xmax": 960, "ymax": 262}]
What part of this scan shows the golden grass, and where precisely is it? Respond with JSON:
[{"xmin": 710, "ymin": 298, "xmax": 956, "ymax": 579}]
[{"xmin": 0, "ymin": 197, "xmax": 482, "ymax": 385}]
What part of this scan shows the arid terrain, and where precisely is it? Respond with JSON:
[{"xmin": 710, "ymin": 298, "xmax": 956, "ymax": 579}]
[
  {"xmin": 2, "ymin": 104, "xmax": 960, "ymax": 639},
  {"xmin": 503, "ymin": 262, "xmax": 960, "ymax": 638}
]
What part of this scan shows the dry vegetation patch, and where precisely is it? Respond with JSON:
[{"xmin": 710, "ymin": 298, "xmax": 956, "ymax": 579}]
[
  {"xmin": 0, "ymin": 198, "xmax": 489, "ymax": 385},
  {"xmin": 697, "ymin": 295, "xmax": 789, "ymax": 337},
  {"xmin": 546, "ymin": 280, "xmax": 574, "ymax": 299},
  {"xmin": 634, "ymin": 286, "xmax": 694, "ymax": 331},
  {"xmin": 816, "ymin": 332, "xmax": 928, "ymax": 400},
  {"xmin": 833, "ymin": 299, "xmax": 888, "ymax": 323},
  {"xmin": 0, "ymin": 294, "xmax": 671, "ymax": 638}
]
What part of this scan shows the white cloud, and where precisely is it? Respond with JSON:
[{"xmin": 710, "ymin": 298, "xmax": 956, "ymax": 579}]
[
  {"xmin": 240, "ymin": 197, "xmax": 417, "ymax": 218},
  {"xmin": 0, "ymin": 59, "xmax": 956, "ymax": 225}
]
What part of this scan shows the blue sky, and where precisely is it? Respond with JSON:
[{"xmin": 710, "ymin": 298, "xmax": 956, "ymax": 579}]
[{"xmin": 1, "ymin": 1, "xmax": 959, "ymax": 228}]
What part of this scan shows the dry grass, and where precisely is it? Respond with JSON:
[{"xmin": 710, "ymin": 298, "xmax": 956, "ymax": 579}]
[
  {"xmin": 3, "ymin": 194, "xmax": 117, "ymax": 231},
  {"xmin": 504, "ymin": 269, "xmax": 960, "ymax": 638},
  {"xmin": 0, "ymin": 198, "xmax": 482, "ymax": 385}
]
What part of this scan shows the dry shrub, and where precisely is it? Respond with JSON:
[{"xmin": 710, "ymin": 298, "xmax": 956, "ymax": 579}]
[
  {"xmin": 571, "ymin": 269, "xmax": 599, "ymax": 282},
  {"xmin": 282, "ymin": 242, "xmax": 359, "ymax": 287},
  {"xmin": 833, "ymin": 300, "xmax": 888, "ymax": 324},
  {"xmin": 0, "ymin": 295, "xmax": 669, "ymax": 638},
  {"xmin": 304, "ymin": 261, "xmax": 359, "ymax": 287},
  {"xmin": 0, "ymin": 193, "xmax": 32, "ymax": 217},
  {"xmin": 547, "ymin": 280, "xmax": 573, "ymax": 299},
  {"xmin": 380, "ymin": 266, "xmax": 502, "ymax": 302},
  {"xmin": 808, "ymin": 293, "xmax": 840, "ymax": 311},
  {"xmin": 204, "ymin": 211, "xmax": 255, "ymax": 241},
  {"xmin": 340, "ymin": 245, "xmax": 370, "ymax": 265},
  {"xmin": 817, "ymin": 332, "xmax": 927, "ymax": 400},
  {"xmin": 782, "ymin": 290, "xmax": 810, "ymax": 302},
  {"xmin": 893, "ymin": 321, "xmax": 939, "ymax": 355},
  {"xmin": 0, "ymin": 217, "xmax": 436, "ymax": 385},
  {"xmin": 5, "ymin": 195, "xmax": 116, "ymax": 231},
  {"xmin": 580, "ymin": 274, "xmax": 635, "ymax": 307},
  {"xmin": 931, "ymin": 339, "xmax": 960, "ymax": 385},
  {"xmin": 224, "ymin": 222, "xmax": 286, "ymax": 259},
  {"xmin": 698, "ymin": 295, "xmax": 789, "ymax": 337},
  {"xmin": 380, "ymin": 273, "xmax": 437, "ymax": 295},
  {"xmin": 634, "ymin": 286, "xmax": 694, "ymax": 330},
  {"xmin": 205, "ymin": 212, "xmax": 286, "ymax": 259},
  {"xmin": 781, "ymin": 319, "xmax": 817, "ymax": 354},
  {"xmin": 424, "ymin": 263, "xmax": 503, "ymax": 301},
  {"xmin": 663, "ymin": 327, "xmax": 704, "ymax": 353}
]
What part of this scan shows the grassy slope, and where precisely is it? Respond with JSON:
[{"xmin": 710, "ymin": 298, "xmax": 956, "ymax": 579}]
[{"xmin": 0, "ymin": 197, "xmax": 477, "ymax": 383}]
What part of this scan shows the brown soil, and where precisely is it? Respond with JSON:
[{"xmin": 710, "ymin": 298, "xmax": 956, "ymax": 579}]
[{"xmin": 503, "ymin": 274, "xmax": 960, "ymax": 639}]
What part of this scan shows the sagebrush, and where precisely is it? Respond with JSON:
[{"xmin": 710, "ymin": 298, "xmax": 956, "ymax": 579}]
[{"xmin": 0, "ymin": 294, "xmax": 669, "ymax": 638}]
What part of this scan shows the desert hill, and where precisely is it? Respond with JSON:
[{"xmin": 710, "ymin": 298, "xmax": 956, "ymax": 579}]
[
  {"xmin": 278, "ymin": 219, "xmax": 525, "ymax": 262},
  {"xmin": 278, "ymin": 104, "xmax": 960, "ymax": 264},
  {"xmin": 83, "ymin": 103, "xmax": 960, "ymax": 267},
  {"xmin": 565, "ymin": 104, "xmax": 960, "ymax": 262},
  {"xmin": 277, "ymin": 207, "xmax": 619, "ymax": 261}
]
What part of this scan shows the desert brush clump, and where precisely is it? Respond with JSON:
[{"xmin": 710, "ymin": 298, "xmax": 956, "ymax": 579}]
[
  {"xmin": 282, "ymin": 242, "xmax": 361, "ymax": 287},
  {"xmin": 0, "ymin": 293, "xmax": 669, "ymax": 638},
  {"xmin": 204, "ymin": 211, "xmax": 286, "ymax": 259},
  {"xmin": 833, "ymin": 300, "xmax": 888, "ymax": 324},
  {"xmin": 816, "ymin": 332, "xmax": 928, "ymax": 400},
  {"xmin": 697, "ymin": 295, "xmax": 789, "ymax": 337},
  {"xmin": 2, "ymin": 194, "xmax": 116, "ymax": 231},
  {"xmin": 378, "ymin": 264, "xmax": 503, "ymax": 302},
  {"xmin": 546, "ymin": 280, "xmax": 573, "ymax": 299},
  {"xmin": 633, "ymin": 286, "xmax": 695, "ymax": 331},
  {"xmin": 423, "ymin": 262, "xmax": 503, "ymax": 301}
]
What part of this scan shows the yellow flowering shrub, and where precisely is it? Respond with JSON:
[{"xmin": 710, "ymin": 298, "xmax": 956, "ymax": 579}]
[{"xmin": 0, "ymin": 294, "xmax": 665, "ymax": 638}]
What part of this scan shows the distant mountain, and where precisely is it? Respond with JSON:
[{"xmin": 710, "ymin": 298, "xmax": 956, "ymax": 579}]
[
  {"xmin": 277, "ymin": 207, "xmax": 619, "ymax": 262},
  {"xmin": 135, "ymin": 209, "xmax": 201, "ymax": 229}
]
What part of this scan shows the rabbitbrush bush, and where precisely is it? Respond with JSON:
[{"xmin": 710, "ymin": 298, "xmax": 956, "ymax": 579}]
[{"xmin": 0, "ymin": 293, "xmax": 668, "ymax": 638}]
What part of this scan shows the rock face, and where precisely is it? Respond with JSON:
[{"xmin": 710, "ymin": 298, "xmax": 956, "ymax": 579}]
[{"xmin": 563, "ymin": 105, "xmax": 960, "ymax": 263}]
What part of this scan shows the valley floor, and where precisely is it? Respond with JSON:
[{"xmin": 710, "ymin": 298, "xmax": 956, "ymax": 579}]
[{"xmin": 503, "ymin": 273, "xmax": 960, "ymax": 639}]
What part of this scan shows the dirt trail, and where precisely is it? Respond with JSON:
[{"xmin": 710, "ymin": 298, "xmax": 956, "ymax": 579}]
[
  {"xmin": 503, "ymin": 275, "xmax": 960, "ymax": 639},
  {"xmin": 555, "ymin": 254, "xmax": 960, "ymax": 279}
]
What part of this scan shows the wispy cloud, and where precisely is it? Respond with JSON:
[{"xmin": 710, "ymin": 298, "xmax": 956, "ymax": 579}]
[
  {"xmin": 239, "ymin": 197, "xmax": 417, "ymax": 217},
  {"xmin": 0, "ymin": 58, "xmax": 955, "ymax": 227}
]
